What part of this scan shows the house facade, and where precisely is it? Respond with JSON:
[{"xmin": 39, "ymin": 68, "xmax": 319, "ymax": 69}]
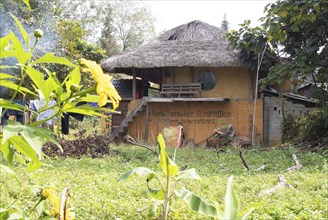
[{"xmin": 101, "ymin": 20, "xmax": 264, "ymax": 147}]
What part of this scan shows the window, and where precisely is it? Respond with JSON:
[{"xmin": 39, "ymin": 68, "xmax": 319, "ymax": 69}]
[{"xmin": 197, "ymin": 70, "xmax": 216, "ymax": 90}]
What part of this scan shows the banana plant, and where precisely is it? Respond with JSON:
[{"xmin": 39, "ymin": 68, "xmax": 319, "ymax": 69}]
[{"xmin": 118, "ymin": 134, "xmax": 254, "ymax": 219}]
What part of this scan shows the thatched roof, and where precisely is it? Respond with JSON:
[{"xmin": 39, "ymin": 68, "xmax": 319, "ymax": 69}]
[{"xmin": 101, "ymin": 20, "xmax": 242, "ymax": 72}]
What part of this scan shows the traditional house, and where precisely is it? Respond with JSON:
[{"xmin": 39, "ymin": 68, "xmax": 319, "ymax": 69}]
[{"xmin": 101, "ymin": 20, "xmax": 264, "ymax": 147}]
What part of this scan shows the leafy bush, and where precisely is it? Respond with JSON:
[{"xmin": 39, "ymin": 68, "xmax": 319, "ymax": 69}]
[{"xmin": 283, "ymin": 106, "xmax": 328, "ymax": 142}]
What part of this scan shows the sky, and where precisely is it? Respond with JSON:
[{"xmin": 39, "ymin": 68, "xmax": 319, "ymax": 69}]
[{"xmin": 146, "ymin": 0, "xmax": 275, "ymax": 34}]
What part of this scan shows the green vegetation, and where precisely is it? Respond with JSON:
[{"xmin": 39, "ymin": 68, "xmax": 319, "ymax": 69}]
[
  {"xmin": 283, "ymin": 106, "xmax": 328, "ymax": 144},
  {"xmin": 118, "ymin": 134, "xmax": 253, "ymax": 219},
  {"xmin": 227, "ymin": 0, "xmax": 328, "ymax": 103},
  {"xmin": 1, "ymin": 146, "xmax": 327, "ymax": 219}
]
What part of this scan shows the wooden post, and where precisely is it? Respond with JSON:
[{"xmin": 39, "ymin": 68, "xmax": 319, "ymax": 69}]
[
  {"xmin": 189, "ymin": 67, "xmax": 193, "ymax": 83},
  {"xmin": 144, "ymin": 104, "xmax": 149, "ymax": 143},
  {"xmin": 132, "ymin": 68, "xmax": 136, "ymax": 100}
]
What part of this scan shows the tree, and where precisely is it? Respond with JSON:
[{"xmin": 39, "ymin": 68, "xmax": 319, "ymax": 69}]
[
  {"xmin": 227, "ymin": 0, "xmax": 327, "ymax": 102},
  {"xmin": 0, "ymin": 0, "xmax": 105, "ymax": 90},
  {"xmin": 111, "ymin": 0, "xmax": 156, "ymax": 51},
  {"xmin": 221, "ymin": 13, "xmax": 229, "ymax": 31},
  {"xmin": 58, "ymin": 0, "xmax": 105, "ymax": 43},
  {"xmin": 99, "ymin": 4, "xmax": 120, "ymax": 57}
]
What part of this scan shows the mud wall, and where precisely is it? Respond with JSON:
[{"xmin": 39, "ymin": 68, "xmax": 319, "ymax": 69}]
[{"xmin": 127, "ymin": 99, "xmax": 263, "ymax": 148}]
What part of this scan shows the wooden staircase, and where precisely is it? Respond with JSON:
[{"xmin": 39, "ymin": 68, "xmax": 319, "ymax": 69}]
[{"xmin": 109, "ymin": 97, "xmax": 149, "ymax": 142}]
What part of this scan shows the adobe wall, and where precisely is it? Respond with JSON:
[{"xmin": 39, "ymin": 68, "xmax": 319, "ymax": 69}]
[
  {"xmin": 164, "ymin": 67, "xmax": 255, "ymax": 99},
  {"xmin": 127, "ymin": 99, "xmax": 263, "ymax": 148},
  {"xmin": 264, "ymin": 97, "xmax": 316, "ymax": 146}
]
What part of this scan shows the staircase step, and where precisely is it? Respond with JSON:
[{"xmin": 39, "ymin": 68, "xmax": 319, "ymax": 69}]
[{"xmin": 110, "ymin": 97, "xmax": 149, "ymax": 141}]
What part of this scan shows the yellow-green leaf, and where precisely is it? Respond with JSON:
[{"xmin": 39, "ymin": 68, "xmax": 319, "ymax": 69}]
[
  {"xmin": 9, "ymin": 135, "xmax": 41, "ymax": 172},
  {"xmin": 0, "ymin": 141, "xmax": 14, "ymax": 166},
  {"xmin": 25, "ymin": 66, "xmax": 46, "ymax": 97},
  {"xmin": 63, "ymin": 104, "xmax": 107, "ymax": 117},
  {"xmin": 220, "ymin": 176, "xmax": 239, "ymax": 219},
  {"xmin": 0, "ymin": 34, "xmax": 13, "ymax": 59},
  {"xmin": 9, "ymin": 32, "xmax": 31, "ymax": 64},
  {"xmin": 0, "ymin": 73, "xmax": 19, "ymax": 80},
  {"xmin": 65, "ymin": 66, "xmax": 81, "ymax": 93},
  {"xmin": 157, "ymin": 134, "xmax": 179, "ymax": 177},
  {"xmin": 177, "ymin": 168, "xmax": 201, "ymax": 180},
  {"xmin": 0, "ymin": 65, "xmax": 17, "ymax": 69},
  {"xmin": 277, "ymin": 9, "xmax": 288, "ymax": 18},
  {"xmin": 10, "ymin": 14, "xmax": 30, "ymax": 52},
  {"xmin": 175, "ymin": 187, "xmax": 218, "ymax": 217},
  {"xmin": 0, "ymin": 80, "xmax": 36, "ymax": 95},
  {"xmin": 22, "ymin": 0, "xmax": 31, "ymax": 10},
  {"xmin": 117, "ymin": 167, "xmax": 155, "ymax": 182},
  {"xmin": 31, "ymin": 53, "xmax": 75, "ymax": 67},
  {"xmin": 0, "ymin": 100, "xmax": 29, "ymax": 112},
  {"xmin": 147, "ymin": 188, "xmax": 164, "ymax": 200}
]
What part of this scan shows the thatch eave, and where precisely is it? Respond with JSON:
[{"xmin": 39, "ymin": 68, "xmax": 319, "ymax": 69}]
[{"xmin": 101, "ymin": 20, "xmax": 245, "ymax": 74}]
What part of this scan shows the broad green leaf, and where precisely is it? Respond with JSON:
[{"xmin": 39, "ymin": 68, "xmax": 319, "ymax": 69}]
[
  {"xmin": 2, "ymin": 121, "xmax": 20, "ymax": 144},
  {"xmin": 25, "ymin": 66, "xmax": 46, "ymax": 97},
  {"xmin": 23, "ymin": 126, "xmax": 61, "ymax": 158},
  {"xmin": 78, "ymin": 94, "xmax": 100, "ymax": 103},
  {"xmin": 0, "ymin": 141, "xmax": 14, "ymax": 166},
  {"xmin": 63, "ymin": 104, "xmax": 109, "ymax": 117},
  {"xmin": 157, "ymin": 134, "xmax": 179, "ymax": 177},
  {"xmin": 65, "ymin": 66, "xmax": 81, "ymax": 94},
  {"xmin": 42, "ymin": 67, "xmax": 63, "ymax": 96},
  {"xmin": 21, "ymin": 129, "xmax": 47, "ymax": 159},
  {"xmin": 220, "ymin": 176, "xmax": 239, "ymax": 219},
  {"xmin": 9, "ymin": 32, "xmax": 31, "ymax": 64},
  {"xmin": 0, "ymin": 164, "xmax": 15, "ymax": 175},
  {"xmin": 146, "ymin": 187, "xmax": 165, "ymax": 200},
  {"xmin": 8, "ymin": 135, "xmax": 41, "ymax": 172},
  {"xmin": 175, "ymin": 187, "xmax": 218, "ymax": 217},
  {"xmin": 31, "ymin": 53, "xmax": 75, "ymax": 67},
  {"xmin": 176, "ymin": 168, "xmax": 201, "ymax": 180},
  {"xmin": 0, "ymin": 73, "xmax": 19, "ymax": 80},
  {"xmin": 167, "ymin": 162, "xmax": 179, "ymax": 177},
  {"xmin": 10, "ymin": 14, "xmax": 30, "ymax": 52},
  {"xmin": 0, "ymin": 80, "xmax": 36, "ymax": 95},
  {"xmin": 117, "ymin": 167, "xmax": 155, "ymax": 182},
  {"xmin": 0, "ymin": 34, "xmax": 11, "ymax": 51},
  {"xmin": 0, "ymin": 34, "xmax": 14, "ymax": 59},
  {"xmin": 0, "ymin": 99, "xmax": 29, "ymax": 112},
  {"xmin": 27, "ymin": 160, "xmax": 43, "ymax": 172},
  {"xmin": 3, "ymin": 121, "xmax": 61, "ymax": 159}
]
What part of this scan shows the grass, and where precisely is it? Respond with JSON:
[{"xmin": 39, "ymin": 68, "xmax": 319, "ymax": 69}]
[{"xmin": 1, "ymin": 145, "xmax": 328, "ymax": 219}]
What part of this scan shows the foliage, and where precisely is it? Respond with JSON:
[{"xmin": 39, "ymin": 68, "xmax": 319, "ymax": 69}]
[
  {"xmin": 59, "ymin": 0, "xmax": 155, "ymax": 53},
  {"xmin": 0, "ymin": 11, "xmax": 120, "ymax": 219},
  {"xmin": 227, "ymin": 0, "xmax": 328, "ymax": 101},
  {"xmin": 283, "ymin": 106, "xmax": 328, "ymax": 142},
  {"xmin": 0, "ymin": 0, "xmax": 107, "ymax": 93},
  {"xmin": 118, "ymin": 134, "xmax": 254, "ymax": 219},
  {"xmin": 111, "ymin": 0, "xmax": 156, "ymax": 51},
  {"xmin": 99, "ymin": 4, "xmax": 120, "ymax": 57},
  {"xmin": 227, "ymin": 20, "xmax": 279, "ymax": 79},
  {"xmin": 1, "ymin": 146, "xmax": 327, "ymax": 219},
  {"xmin": 58, "ymin": 0, "xmax": 106, "ymax": 43}
]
